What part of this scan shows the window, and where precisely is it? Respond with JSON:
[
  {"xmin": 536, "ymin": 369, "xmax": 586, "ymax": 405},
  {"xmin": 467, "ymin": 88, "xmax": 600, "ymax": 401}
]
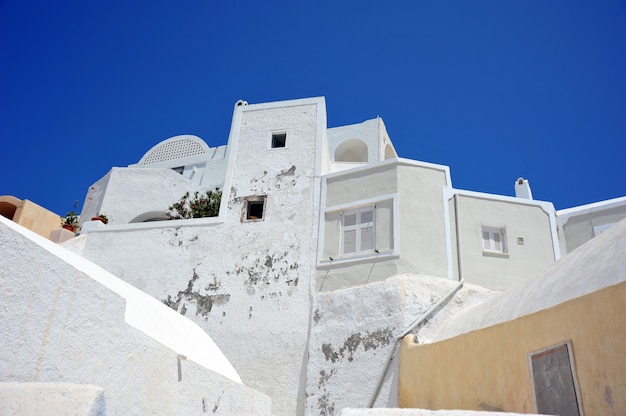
[
  {"xmin": 482, "ymin": 226, "xmax": 507, "ymax": 253},
  {"xmin": 342, "ymin": 207, "xmax": 374, "ymax": 255},
  {"xmin": 319, "ymin": 195, "xmax": 397, "ymax": 265},
  {"xmin": 271, "ymin": 133, "xmax": 286, "ymax": 148},
  {"xmin": 242, "ymin": 196, "xmax": 266, "ymax": 222}
]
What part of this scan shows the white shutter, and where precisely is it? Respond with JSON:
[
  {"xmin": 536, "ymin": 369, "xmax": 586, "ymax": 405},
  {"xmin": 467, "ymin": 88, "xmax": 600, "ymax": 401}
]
[
  {"xmin": 341, "ymin": 207, "xmax": 375, "ymax": 256},
  {"xmin": 343, "ymin": 230, "xmax": 357, "ymax": 254},
  {"xmin": 482, "ymin": 230, "xmax": 491, "ymax": 250},
  {"xmin": 360, "ymin": 208, "xmax": 374, "ymax": 251},
  {"xmin": 342, "ymin": 211, "xmax": 358, "ymax": 254},
  {"xmin": 493, "ymin": 232, "xmax": 501, "ymax": 251},
  {"xmin": 344, "ymin": 212, "xmax": 357, "ymax": 227},
  {"xmin": 360, "ymin": 226, "xmax": 374, "ymax": 250}
]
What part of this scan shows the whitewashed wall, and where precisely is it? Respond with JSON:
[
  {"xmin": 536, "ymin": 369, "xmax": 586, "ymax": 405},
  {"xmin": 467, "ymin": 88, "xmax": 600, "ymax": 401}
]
[
  {"xmin": 557, "ymin": 196, "xmax": 626, "ymax": 254},
  {"xmin": 80, "ymin": 167, "xmax": 208, "ymax": 225},
  {"xmin": 70, "ymin": 98, "xmax": 327, "ymax": 416},
  {"xmin": 305, "ymin": 274, "xmax": 494, "ymax": 415},
  {"xmin": 317, "ymin": 160, "xmax": 451, "ymax": 292},
  {"xmin": 0, "ymin": 217, "xmax": 270, "ymax": 416},
  {"xmin": 449, "ymin": 193, "xmax": 557, "ymax": 290}
]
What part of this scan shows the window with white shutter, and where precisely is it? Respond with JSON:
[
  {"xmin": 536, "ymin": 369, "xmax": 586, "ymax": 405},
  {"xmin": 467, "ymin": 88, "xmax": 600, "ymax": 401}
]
[
  {"xmin": 482, "ymin": 226, "xmax": 507, "ymax": 254},
  {"xmin": 341, "ymin": 207, "xmax": 375, "ymax": 255}
]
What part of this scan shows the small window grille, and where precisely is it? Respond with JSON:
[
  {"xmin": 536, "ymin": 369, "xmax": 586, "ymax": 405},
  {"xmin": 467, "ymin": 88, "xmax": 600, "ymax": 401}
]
[{"xmin": 272, "ymin": 133, "xmax": 286, "ymax": 148}]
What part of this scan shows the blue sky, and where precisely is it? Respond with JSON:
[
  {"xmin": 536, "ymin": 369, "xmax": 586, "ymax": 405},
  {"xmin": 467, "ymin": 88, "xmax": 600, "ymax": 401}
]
[{"xmin": 1, "ymin": 1, "xmax": 625, "ymax": 216}]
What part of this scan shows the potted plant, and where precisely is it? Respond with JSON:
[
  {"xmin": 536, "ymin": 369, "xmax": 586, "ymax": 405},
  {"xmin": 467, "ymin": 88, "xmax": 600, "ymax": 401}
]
[
  {"xmin": 61, "ymin": 211, "xmax": 79, "ymax": 233},
  {"xmin": 61, "ymin": 200, "xmax": 80, "ymax": 233},
  {"xmin": 91, "ymin": 213, "xmax": 108, "ymax": 224}
]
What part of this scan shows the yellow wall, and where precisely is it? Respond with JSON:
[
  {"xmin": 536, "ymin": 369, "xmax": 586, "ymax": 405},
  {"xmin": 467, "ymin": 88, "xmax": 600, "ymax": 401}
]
[
  {"xmin": 0, "ymin": 196, "xmax": 62, "ymax": 239},
  {"xmin": 399, "ymin": 281, "xmax": 626, "ymax": 415}
]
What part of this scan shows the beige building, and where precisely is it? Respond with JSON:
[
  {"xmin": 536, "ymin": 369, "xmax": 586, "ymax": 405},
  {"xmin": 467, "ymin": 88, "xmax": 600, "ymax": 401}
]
[{"xmin": 0, "ymin": 195, "xmax": 62, "ymax": 239}]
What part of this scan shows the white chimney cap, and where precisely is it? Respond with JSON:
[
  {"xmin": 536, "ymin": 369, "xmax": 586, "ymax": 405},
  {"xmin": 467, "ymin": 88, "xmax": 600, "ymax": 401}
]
[{"xmin": 515, "ymin": 177, "xmax": 533, "ymax": 200}]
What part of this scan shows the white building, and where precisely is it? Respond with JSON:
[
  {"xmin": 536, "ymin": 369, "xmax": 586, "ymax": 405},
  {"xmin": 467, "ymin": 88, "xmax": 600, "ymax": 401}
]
[{"xmin": 2, "ymin": 96, "xmax": 624, "ymax": 415}]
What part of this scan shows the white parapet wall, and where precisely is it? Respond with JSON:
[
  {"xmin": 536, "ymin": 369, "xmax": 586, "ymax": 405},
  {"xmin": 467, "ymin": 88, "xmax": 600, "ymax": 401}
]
[{"xmin": 0, "ymin": 215, "xmax": 271, "ymax": 415}]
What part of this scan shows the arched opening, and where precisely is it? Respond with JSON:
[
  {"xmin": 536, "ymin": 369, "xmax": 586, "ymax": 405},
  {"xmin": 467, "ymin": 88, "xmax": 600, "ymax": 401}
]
[
  {"xmin": 129, "ymin": 211, "xmax": 170, "ymax": 223},
  {"xmin": 0, "ymin": 196, "xmax": 21, "ymax": 220},
  {"xmin": 334, "ymin": 139, "xmax": 368, "ymax": 163},
  {"xmin": 384, "ymin": 144, "xmax": 396, "ymax": 160}
]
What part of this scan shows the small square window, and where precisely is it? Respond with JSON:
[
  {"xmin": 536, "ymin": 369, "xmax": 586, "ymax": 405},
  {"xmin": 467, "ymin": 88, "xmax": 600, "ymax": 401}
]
[
  {"xmin": 271, "ymin": 133, "xmax": 286, "ymax": 148},
  {"xmin": 242, "ymin": 196, "xmax": 266, "ymax": 222},
  {"xmin": 482, "ymin": 226, "xmax": 507, "ymax": 254}
]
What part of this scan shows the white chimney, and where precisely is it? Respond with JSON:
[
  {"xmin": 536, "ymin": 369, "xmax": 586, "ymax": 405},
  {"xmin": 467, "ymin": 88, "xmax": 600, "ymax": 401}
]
[{"xmin": 515, "ymin": 177, "xmax": 533, "ymax": 200}]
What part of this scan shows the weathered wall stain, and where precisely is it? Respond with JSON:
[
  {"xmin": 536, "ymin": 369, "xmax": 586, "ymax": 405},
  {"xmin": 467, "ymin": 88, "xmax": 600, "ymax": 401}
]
[
  {"xmin": 313, "ymin": 308, "xmax": 321, "ymax": 324},
  {"xmin": 227, "ymin": 186, "xmax": 242, "ymax": 209},
  {"xmin": 321, "ymin": 328, "xmax": 394, "ymax": 363},
  {"xmin": 317, "ymin": 392, "xmax": 335, "ymax": 416},
  {"xmin": 162, "ymin": 227, "xmax": 200, "ymax": 248},
  {"xmin": 605, "ymin": 385, "xmax": 614, "ymax": 409},
  {"xmin": 321, "ymin": 344, "xmax": 339, "ymax": 364},
  {"xmin": 162, "ymin": 268, "xmax": 230, "ymax": 319},
  {"xmin": 275, "ymin": 165, "xmax": 298, "ymax": 189},
  {"xmin": 228, "ymin": 248, "xmax": 300, "ymax": 298},
  {"xmin": 212, "ymin": 392, "xmax": 222, "ymax": 413},
  {"xmin": 235, "ymin": 166, "xmax": 299, "ymax": 195},
  {"xmin": 318, "ymin": 369, "xmax": 336, "ymax": 389},
  {"xmin": 164, "ymin": 226, "xmax": 184, "ymax": 247},
  {"xmin": 277, "ymin": 165, "xmax": 296, "ymax": 178}
]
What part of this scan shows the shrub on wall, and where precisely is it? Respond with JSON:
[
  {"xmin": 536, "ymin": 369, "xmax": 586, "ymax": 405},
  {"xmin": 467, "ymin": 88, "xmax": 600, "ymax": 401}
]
[{"xmin": 168, "ymin": 188, "xmax": 222, "ymax": 219}]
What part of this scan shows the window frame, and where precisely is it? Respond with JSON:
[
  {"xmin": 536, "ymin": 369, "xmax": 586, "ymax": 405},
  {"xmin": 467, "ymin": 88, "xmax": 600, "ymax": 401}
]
[
  {"xmin": 317, "ymin": 193, "xmax": 399, "ymax": 267},
  {"xmin": 271, "ymin": 132, "xmax": 287, "ymax": 148},
  {"xmin": 482, "ymin": 226, "xmax": 508, "ymax": 255},
  {"xmin": 241, "ymin": 195, "xmax": 267, "ymax": 222},
  {"xmin": 528, "ymin": 341, "xmax": 583, "ymax": 416}
]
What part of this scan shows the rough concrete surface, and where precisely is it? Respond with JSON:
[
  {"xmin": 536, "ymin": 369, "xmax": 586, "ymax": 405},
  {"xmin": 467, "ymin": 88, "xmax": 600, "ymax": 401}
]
[
  {"xmin": 0, "ymin": 383, "xmax": 105, "ymax": 416},
  {"xmin": 305, "ymin": 274, "xmax": 494, "ymax": 415}
]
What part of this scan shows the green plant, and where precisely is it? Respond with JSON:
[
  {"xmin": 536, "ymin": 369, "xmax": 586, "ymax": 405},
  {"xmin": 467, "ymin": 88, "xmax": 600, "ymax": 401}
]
[
  {"xmin": 61, "ymin": 200, "xmax": 80, "ymax": 229},
  {"xmin": 62, "ymin": 211, "xmax": 79, "ymax": 227},
  {"xmin": 168, "ymin": 187, "xmax": 222, "ymax": 219}
]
